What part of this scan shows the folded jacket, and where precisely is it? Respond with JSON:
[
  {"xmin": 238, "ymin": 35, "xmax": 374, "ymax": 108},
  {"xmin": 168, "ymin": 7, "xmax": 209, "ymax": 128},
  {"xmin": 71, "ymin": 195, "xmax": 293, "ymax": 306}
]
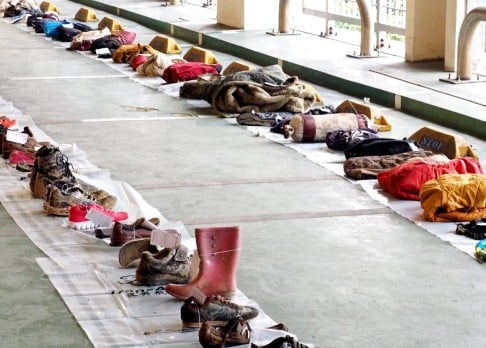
[{"xmin": 420, "ymin": 173, "xmax": 486, "ymax": 222}]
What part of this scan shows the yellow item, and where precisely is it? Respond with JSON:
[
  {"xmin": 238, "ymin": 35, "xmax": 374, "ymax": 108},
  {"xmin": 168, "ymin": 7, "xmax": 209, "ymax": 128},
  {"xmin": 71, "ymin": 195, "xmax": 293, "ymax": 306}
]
[
  {"xmin": 149, "ymin": 35, "xmax": 182, "ymax": 54},
  {"xmin": 75, "ymin": 8, "xmax": 98, "ymax": 22},
  {"xmin": 183, "ymin": 46, "xmax": 220, "ymax": 64}
]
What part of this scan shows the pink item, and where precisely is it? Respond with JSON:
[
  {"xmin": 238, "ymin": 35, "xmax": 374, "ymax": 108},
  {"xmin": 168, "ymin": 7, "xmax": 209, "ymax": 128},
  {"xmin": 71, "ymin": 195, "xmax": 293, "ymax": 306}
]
[
  {"xmin": 9, "ymin": 150, "xmax": 35, "ymax": 165},
  {"xmin": 67, "ymin": 203, "xmax": 128, "ymax": 230}
]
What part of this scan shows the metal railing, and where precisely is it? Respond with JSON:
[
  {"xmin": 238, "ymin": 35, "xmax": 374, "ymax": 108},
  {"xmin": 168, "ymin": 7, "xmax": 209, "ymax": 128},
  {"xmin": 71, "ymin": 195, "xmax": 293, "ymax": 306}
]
[{"xmin": 296, "ymin": 0, "xmax": 406, "ymax": 54}]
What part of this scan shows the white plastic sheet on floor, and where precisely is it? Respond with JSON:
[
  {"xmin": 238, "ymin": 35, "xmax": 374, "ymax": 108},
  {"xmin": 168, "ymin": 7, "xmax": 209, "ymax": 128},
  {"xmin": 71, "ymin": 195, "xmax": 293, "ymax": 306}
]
[{"xmin": 0, "ymin": 98, "xmax": 284, "ymax": 347}]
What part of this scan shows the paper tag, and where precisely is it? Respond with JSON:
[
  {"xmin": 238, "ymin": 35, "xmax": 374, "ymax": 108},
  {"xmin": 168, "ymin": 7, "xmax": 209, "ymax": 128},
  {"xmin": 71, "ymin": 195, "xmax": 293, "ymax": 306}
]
[
  {"xmin": 85, "ymin": 208, "xmax": 114, "ymax": 227},
  {"xmin": 6, "ymin": 130, "xmax": 28, "ymax": 144},
  {"xmin": 190, "ymin": 286, "xmax": 207, "ymax": 305},
  {"xmin": 95, "ymin": 47, "xmax": 111, "ymax": 56},
  {"xmin": 150, "ymin": 228, "xmax": 181, "ymax": 249}
]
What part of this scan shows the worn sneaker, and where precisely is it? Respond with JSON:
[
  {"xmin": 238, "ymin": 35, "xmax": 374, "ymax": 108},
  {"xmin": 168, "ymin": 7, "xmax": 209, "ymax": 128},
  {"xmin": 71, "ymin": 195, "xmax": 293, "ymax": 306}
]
[
  {"xmin": 110, "ymin": 217, "xmax": 160, "ymax": 246},
  {"xmin": 199, "ymin": 316, "xmax": 251, "ymax": 348},
  {"xmin": 67, "ymin": 203, "xmax": 128, "ymax": 230},
  {"xmin": 181, "ymin": 295, "xmax": 259, "ymax": 329},
  {"xmin": 44, "ymin": 181, "xmax": 89, "ymax": 216},
  {"xmin": 199, "ymin": 317, "xmax": 291, "ymax": 348},
  {"xmin": 134, "ymin": 245, "xmax": 193, "ymax": 286},
  {"xmin": 9, "ymin": 149, "xmax": 35, "ymax": 166}
]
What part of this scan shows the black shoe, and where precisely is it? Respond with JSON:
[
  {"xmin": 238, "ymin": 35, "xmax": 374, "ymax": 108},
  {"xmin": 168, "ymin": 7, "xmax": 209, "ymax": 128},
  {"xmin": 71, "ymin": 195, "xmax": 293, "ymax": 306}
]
[{"xmin": 455, "ymin": 220, "xmax": 486, "ymax": 240}]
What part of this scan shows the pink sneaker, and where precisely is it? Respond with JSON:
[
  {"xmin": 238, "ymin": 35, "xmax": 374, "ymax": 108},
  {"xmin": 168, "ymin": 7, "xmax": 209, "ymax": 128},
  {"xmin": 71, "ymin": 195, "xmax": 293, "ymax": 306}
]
[
  {"xmin": 67, "ymin": 203, "xmax": 128, "ymax": 230},
  {"xmin": 9, "ymin": 150, "xmax": 35, "ymax": 166}
]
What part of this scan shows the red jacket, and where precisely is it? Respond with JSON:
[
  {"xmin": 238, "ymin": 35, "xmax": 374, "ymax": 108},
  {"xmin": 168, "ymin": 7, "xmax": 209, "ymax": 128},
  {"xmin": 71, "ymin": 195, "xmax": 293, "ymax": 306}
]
[{"xmin": 377, "ymin": 157, "xmax": 483, "ymax": 200}]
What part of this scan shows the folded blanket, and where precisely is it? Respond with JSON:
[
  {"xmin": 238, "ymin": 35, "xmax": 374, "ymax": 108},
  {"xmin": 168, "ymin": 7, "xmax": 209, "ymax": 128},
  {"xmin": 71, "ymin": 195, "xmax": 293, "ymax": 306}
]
[{"xmin": 343, "ymin": 150, "xmax": 441, "ymax": 180}]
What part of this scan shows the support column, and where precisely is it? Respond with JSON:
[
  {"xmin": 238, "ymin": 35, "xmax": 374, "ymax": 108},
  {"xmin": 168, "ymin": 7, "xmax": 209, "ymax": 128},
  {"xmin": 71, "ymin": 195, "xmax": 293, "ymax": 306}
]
[
  {"xmin": 444, "ymin": 0, "xmax": 465, "ymax": 71},
  {"xmin": 278, "ymin": 0, "xmax": 291, "ymax": 34},
  {"xmin": 356, "ymin": 0, "xmax": 372, "ymax": 56},
  {"xmin": 405, "ymin": 0, "xmax": 446, "ymax": 62}
]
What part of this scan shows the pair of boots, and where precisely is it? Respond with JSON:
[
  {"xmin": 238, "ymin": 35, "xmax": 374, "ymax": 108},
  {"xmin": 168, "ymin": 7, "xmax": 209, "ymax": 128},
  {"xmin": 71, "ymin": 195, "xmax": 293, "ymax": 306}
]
[{"xmin": 31, "ymin": 144, "xmax": 117, "ymax": 215}]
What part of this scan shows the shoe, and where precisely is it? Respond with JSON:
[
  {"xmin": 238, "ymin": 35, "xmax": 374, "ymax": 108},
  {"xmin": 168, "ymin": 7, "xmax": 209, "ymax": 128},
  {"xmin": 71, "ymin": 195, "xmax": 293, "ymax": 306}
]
[
  {"xmin": 199, "ymin": 317, "xmax": 291, "ymax": 348},
  {"xmin": 67, "ymin": 203, "xmax": 128, "ymax": 230},
  {"xmin": 110, "ymin": 217, "xmax": 160, "ymax": 246},
  {"xmin": 199, "ymin": 316, "xmax": 251, "ymax": 348},
  {"xmin": 0, "ymin": 116, "xmax": 18, "ymax": 130},
  {"xmin": 251, "ymin": 335, "xmax": 311, "ymax": 348},
  {"xmin": 118, "ymin": 238, "xmax": 160, "ymax": 267},
  {"xmin": 9, "ymin": 149, "xmax": 35, "ymax": 166},
  {"xmin": 134, "ymin": 244, "xmax": 193, "ymax": 285},
  {"xmin": 456, "ymin": 220, "xmax": 486, "ymax": 240},
  {"xmin": 43, "ymin": 180, "xmax": 118, "ymax": 217},
  {"xmin": 236, "ymin": 110, "xmax": 294, "ymax": 127},
  {"xmin": 43, "ymin": 181, "xmax": 90, "ymax": 216},
  {"xmin": 180, "ymin": 295, "xmax": 259, "ymax": 329},
  {"xmin": 165, "ymin": 226, "xmax": 240, "ymax": 302},
  {"xmin": 1, "ymin": 126, "xmax": 39, "ymax": 159},
  {"xmin": 30, "ymin": 144, "xmax": 76, "ymax": 199}
]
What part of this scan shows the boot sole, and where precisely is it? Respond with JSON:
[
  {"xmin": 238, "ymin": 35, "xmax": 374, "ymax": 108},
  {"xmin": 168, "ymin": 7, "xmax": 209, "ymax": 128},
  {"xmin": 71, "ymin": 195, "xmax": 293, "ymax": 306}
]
[
  {"xmin": 134, "ymin": 272, "xmax": 190, "ymax": 286},
  {"xmin": 67, "ymin": 220, "xmax": 96, "ymax": 230},
  {"xmin": 43, "ymin": 202, "xmax": 69, "ymax": 217}
]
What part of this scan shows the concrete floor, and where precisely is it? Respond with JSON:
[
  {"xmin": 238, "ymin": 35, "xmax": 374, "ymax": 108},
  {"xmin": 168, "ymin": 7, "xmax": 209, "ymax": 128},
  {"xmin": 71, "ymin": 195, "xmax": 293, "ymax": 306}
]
[{"xmin": 1, "ymin": 1, "xmax": 486, "ymax": 347}]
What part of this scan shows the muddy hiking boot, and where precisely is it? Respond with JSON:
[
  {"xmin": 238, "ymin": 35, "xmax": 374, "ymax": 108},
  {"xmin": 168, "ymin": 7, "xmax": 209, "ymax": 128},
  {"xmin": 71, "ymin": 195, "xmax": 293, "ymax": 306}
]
[
  {"xmin": 30, "ymin": 144, "xmax": 77, "ymax": 199},
  {"xmin": 180, "ymin": 295, "xmax": 259, "ymax": 329},
  {"xmin": 134, "ymin": 244, "xmax": 193, "ymax": 286},
  {"xmin": 43, "ymin": 180, "xmax": 118, "ymax": 216}
]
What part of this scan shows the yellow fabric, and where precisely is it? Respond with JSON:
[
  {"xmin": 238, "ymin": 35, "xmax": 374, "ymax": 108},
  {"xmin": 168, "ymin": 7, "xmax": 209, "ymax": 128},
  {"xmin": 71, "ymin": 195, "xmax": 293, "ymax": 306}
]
[
  {"xmin": 112, "ymin": 44, "xmax": 159, "ymax": 64},
  {"xmin": 419, "ymin": 173, "xmax": 486, "ymax": 222}
]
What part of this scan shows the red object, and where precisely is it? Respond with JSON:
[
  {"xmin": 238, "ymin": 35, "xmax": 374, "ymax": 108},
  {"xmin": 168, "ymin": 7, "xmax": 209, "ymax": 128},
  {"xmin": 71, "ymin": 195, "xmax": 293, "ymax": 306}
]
[
  {"xmin": 377, "ymin": 158, "xmax": 483, "ymax": 200},
  {"xmin": 68, "ymin": 203, "xmax": 128, "ymax": 229},
  {"xmin": 130, "ymin": 54, "xmax": 148, "ymax": 71},
  {"xmin": 162, "ymin": 62, "xmax": 221, "ymax": 84},
  {"xmin": 0, "ymin": 116, "xmax": 18, "ymax": 129},
  {"xmin": 165, "ymin": 226, "xmax": 240, "ymax": 302},
  {"xmin": 9, "ymin": 150, "xmax": 34, "ymax": 165}
]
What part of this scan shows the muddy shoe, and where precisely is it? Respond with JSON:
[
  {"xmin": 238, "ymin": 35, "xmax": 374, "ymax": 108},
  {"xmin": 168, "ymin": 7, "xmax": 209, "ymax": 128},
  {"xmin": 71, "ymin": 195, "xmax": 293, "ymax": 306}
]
[
  {"xmin": 181, "ymin": 295, "xmax": 259, "ymax": 329},
  {"xmin": 200, "ymin": 316, "xmax": 295, "ymax": 348},
  {"xmin": 134, "ymin": 244, "xmax": 192, "ymax": 285},
  {"xmin": 43, "ymin": 180, "xmax": 90, "ymax": 216},
  {"xmin": 199, "ymin": 316, "xmax": 251, "ymax": 348},
  {"xmin": 110, "ymin": 217, "xmax": 160, "ymax": 246},
  {"xmin": 118, "ymin": 238, "xmax": 161, "ymax": 267},
  {"xmin": 31, "ymin": 144, "xmax": 77, "ymax": 199}
]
